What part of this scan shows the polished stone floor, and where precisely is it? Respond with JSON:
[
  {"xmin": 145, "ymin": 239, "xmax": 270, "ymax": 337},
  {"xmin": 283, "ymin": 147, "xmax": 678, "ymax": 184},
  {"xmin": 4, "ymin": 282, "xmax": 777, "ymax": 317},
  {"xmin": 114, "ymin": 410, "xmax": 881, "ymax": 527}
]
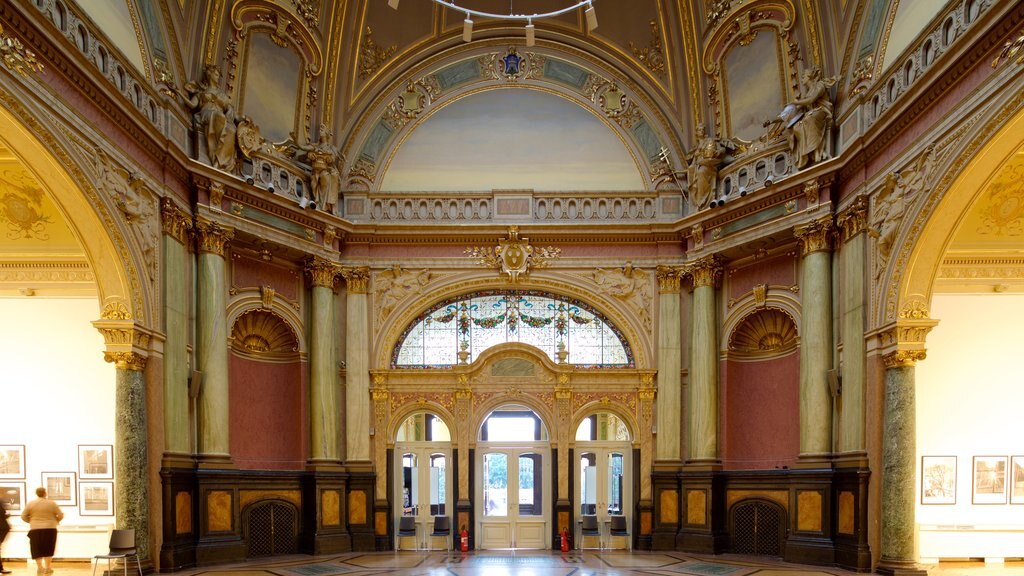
[{"xmin": 3, "ymin": 552, "xmax": 1023, "ymax": 576}]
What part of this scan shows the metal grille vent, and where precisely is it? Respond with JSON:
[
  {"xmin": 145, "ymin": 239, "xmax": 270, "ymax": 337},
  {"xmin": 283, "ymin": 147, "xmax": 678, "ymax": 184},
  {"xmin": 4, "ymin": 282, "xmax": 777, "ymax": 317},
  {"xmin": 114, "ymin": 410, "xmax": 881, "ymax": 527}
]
[
  {"xmin": 730, "ymin": 500, "xmax": 783, "ymax": 556},
  {"xmin": 246, "ymin": 501, "xmax": 298, "ymax": 557}
]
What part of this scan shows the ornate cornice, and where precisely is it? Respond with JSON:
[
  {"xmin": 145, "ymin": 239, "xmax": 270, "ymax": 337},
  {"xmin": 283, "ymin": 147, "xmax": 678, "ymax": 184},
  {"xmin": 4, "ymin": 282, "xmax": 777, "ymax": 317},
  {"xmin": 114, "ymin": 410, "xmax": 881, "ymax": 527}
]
[
  {"xmin": 305, "ymin": 256, "xmax": 339, "ymax": 288},
  {"xmin": 160, "ymin": 198, "xmax": 192, "ymax": 245},
  {"xmin": 0, "ymin": 20, "xmax": 42, "ymax": 76},
  {"xmin": 194, "ymin": 218, "xmax": 234, "ymax": 256},
  {"xmin": 103, "ymin": 351, "xmax": 148, "ymax": 371},
  {"xmin": 656, "ymin": 265, "xmax": 681, "ymax": 293},
  {"xmin": 836, "ymin": 196, "xmax": 869, "ymax": 242},
  {"xmin": 793, "ymin": 216, "xmax": 834, "ymax": 256},
  {"xmin": 342, "ymin": 266, "xmax": 370, "ymax": 293},
  {"xmin": 687, "ymin": 255, "xmax": 724, "ymax": 289},
  {"xmin": 882, "ymin": 349, "xmax": 927, "ymax": 368}
]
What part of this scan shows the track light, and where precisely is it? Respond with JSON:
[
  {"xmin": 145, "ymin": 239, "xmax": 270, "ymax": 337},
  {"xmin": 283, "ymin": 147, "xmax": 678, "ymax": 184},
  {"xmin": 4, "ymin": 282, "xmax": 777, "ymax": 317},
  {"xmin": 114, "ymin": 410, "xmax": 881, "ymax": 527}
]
[
  {"xmin": 463, "ymin": 17, "xmax": 473, "ymax": 42},
  {"xmin": 525, "ymin": 21, "xmax": 535, "ymax": 46},
  {"xmin": 267, "ymin": 184, "xmax": 275, "ymax": 194},
  {"xmin": 387, "ymin": 0, "xmax": 399, "ymax": 8},
  {"xmin": 585, "ymin": 2, "xmax": 598, "ymax": 31}
]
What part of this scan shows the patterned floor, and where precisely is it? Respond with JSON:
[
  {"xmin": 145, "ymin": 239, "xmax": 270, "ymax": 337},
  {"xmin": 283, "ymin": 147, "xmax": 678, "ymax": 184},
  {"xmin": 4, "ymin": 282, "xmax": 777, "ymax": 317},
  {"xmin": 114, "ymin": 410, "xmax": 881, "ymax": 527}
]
[{"xmin": 4, "ymin": 552, "xmax": 1023, "ymax": 576}]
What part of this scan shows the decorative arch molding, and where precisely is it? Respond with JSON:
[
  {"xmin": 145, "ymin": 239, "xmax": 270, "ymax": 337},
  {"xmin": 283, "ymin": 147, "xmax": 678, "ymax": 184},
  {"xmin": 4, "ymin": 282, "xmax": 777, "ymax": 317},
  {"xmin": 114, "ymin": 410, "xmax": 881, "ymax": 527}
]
[
  {"xmin": 387, "ymin": 406, "xmax": 458, "ymax": 448},
  {"xmin": 721, "ymin": 289, "xmax": 802, "ymax": 353},
  {"xmin": 571, "ymin": 405, "xmax": 637, "ymax": 446},
  {"xmin": 726, "ymin": 307, "xmax": 799, "ymax": 359},
  {"xmin": 880, "ymin": 73, "xmax": 1024, "ymax": 333},
  {"xmin": 375, "ymin": 273, "xmax": 649, "ymax": 370},
  {"xmin": 229, "ymin": 309, "xmax": 300, "ymax": 359},
  {"xmin": 0, "ymin": 86, "xmax": 149, "ymax": 332},
  {"xmin": 226, "ymin": 292, "xmax": 308, "ymax": 354},
  {"xmin": 341, "ymin": 39, "xmax": 687, "ymax": 193}
]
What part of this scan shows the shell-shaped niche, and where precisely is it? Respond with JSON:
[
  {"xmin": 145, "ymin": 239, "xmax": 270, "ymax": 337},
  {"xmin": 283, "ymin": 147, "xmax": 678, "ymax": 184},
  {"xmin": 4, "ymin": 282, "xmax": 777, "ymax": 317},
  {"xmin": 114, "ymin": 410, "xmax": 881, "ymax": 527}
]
[
  {"xmin": 728, "ymin": 308, "xmax": 798, "ymax": 358},
  {"xmin": 230, "ymin": 310, "xmax": 299, "ymax": 357}
]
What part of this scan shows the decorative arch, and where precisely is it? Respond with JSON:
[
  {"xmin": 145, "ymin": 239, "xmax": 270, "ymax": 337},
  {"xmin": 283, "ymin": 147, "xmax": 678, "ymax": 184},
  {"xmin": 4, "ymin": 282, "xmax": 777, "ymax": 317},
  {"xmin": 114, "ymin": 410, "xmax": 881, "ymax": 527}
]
[
  {"xmin": 721, "ymin": 289, "xmax": 801, "ymax": 353},
  {"xmin": 473, "ymin": 396, "xmax": 556, "ymax": 444},
  {"xmin": 376, "ymin": 274, "xmax": 650, "ymax": 370},
  {"xmin": 727, "ymin": 308, "xmax": 799, "ymax": 359},
  {"xmin": 341, "ymin": 40, "xmax": 687, "ymax": 193},
  {"xmin": 229, "ymin": 309, "xmax": 300, "ymax": 357},
  {"xmin": 571, "ymin": 407, "xmax": 636, "ymax": 444},
  {"xmin": 226, "ymin": 291, "xmax": 308, "ymax": 353},
  {"xmin": 388, "ymin": 407, "xmax": 458, "ymax": 447}
]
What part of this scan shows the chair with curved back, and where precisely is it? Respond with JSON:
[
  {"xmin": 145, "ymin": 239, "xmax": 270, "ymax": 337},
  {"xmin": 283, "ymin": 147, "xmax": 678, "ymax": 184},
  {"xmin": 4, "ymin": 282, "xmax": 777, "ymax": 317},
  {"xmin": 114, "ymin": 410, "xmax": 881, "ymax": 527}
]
[
  {"xmin": 397, "ymin": 516, "xmax": 418, "ymax": 550},
  {"xmin": 92, "ymin": 529, "xmax": 142, "ymax": 576},
  {"xmin": 580, "ymin": 514, "xmax": 601, "ymax": 549},
  {"xmin": 430, "ymin": 515, "xmax": 451, "ymax": 551}
]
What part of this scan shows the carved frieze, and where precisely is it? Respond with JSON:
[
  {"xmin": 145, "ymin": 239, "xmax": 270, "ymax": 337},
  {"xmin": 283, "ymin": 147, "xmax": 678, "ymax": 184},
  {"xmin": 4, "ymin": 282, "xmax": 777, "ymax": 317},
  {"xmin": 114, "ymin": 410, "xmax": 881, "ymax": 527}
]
[{"xmin": 593, "ymin": 265, "xmax": 652, "ymax": 331}]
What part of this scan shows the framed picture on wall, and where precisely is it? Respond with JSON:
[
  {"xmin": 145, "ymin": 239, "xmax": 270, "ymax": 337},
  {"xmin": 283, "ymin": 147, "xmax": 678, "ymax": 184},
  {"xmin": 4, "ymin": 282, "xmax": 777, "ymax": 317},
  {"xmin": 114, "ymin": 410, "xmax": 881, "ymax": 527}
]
[
  {"xmin": 41, "ymin": 472, "xmax": 76, "ymax": 506},
  {"xmin": 79, "ymin": 481, "xmax": 114, "ymax": 516},
  {"xmin": 0, "ymin": 482, "xmax": 26, "ymax": 512},
  {"xmin": 1011, "ymin": 456, "xmax": 1024, "ymax": 505},
  {"xmin": 972, "ymin": 455, "xmax": 1007, "ymax": 504},
  {"xmin": 78, "ymin": 445, "xmax": 113, "ymax": 479},
  {"xmin": 921, "ymin": 456, "xmax": 956, "ymax": 504},
  {"xmin": 0, "ymin": 445, "xmax": 25, "ymax": 479}
]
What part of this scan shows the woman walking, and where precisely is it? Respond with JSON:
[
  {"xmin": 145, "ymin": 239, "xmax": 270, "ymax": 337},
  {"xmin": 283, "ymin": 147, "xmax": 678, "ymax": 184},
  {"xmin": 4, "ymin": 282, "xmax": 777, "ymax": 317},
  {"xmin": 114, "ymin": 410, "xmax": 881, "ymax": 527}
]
[{"xmin": 21, "ymin": 487, "xmax": 63, "ymax": 574}]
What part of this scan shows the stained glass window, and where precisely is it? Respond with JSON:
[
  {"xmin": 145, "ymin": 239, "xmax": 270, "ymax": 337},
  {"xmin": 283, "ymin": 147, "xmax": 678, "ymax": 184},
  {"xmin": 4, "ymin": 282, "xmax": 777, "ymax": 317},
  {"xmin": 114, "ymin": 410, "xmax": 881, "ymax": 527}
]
[{"xmin": 392, "ymin": 290, "xmax": 633, "ymax": 368}]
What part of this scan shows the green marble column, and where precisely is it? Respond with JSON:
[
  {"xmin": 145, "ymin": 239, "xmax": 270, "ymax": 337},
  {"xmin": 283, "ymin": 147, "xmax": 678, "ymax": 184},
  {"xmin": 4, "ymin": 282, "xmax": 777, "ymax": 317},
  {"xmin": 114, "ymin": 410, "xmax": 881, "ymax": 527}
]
[
  {"xmin": 656, "ymin": 266, "xmax": 682, "ymax": 462},
  {"xmin": 307, "ymin": 257, "xmax": 340, "ymax": 464},
  {"xmin": 161, "ymin": 200, "xmax": 192, "ymax": 462},
  {"xmin": 687, "ymin": 256, "xmax": 722, "ymax": 463},
  {"xmin": 195, "ymin": 218, "xmax": 233, "ymax": 464},
  {"xmin": 343, "ymin": 267, "xmax": 371, "ymax": 463},
  {"xmin": 110, "ymin": 357, "xmax": 151, "ymax": 560},
  {"xmin": 837, "ymin": 198, "xmax": 869, "ymax": 456},
  {"xmin": 794, "ymin": 218, "xmax": 834, "ymax": 460},
  {"xmin": 877, "ymin": 351, "xmax": 928, "ymax": 576}
]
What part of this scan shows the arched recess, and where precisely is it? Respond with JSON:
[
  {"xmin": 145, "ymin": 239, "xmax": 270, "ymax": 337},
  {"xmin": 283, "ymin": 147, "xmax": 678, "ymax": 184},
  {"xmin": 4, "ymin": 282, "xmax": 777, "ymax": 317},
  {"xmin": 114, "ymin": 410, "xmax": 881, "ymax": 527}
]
[
  {"xmin": 341, "ymin": 40, "xmax": 688, "ymax": 194},
  {"xmin": 0, "ymin": 94, "xmax": 145, "ymax": 327},
  {"xmin": 226, "ymin": 293, "xmax": 308, "ymax": 354},
  {"xmin": 886, "ymin": 83, "xmax": 1024, "ymax": 325},
  {"xmin": 572, "ymin": 406, "xmax": 637, "ymax": 447},
  {"xmin": 374, "ymin": 274, "xmax": 651, "ymax": 370}
]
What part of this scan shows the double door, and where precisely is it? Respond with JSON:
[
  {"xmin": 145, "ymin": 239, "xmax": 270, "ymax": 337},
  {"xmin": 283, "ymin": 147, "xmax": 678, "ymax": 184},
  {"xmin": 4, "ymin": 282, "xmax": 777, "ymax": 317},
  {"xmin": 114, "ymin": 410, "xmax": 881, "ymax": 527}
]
[
  {"xmin": 576, "ymin": 445, "xmax": 630, "ymax": 547},
  {"xmin": 476, "ymin": 446, "xmax": 549, "ymax": 549},
  {"xmin": 395, "ymin": 445, "xmax": 450, "ymax": 549}
]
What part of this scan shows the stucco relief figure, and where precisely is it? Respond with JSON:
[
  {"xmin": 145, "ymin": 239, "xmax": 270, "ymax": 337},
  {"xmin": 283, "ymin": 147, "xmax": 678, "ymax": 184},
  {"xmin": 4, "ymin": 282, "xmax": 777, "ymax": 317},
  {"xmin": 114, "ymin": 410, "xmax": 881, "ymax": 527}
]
[
  {"xmin": 96, "ymin": 150, "xmax": 159, "ymax": 281},
  {"xmin": 686, "ymin": 125, "xmax": 729, "ymax": 211},
  {"xmin": 785, "ymin": 67, "xmax": 837, "ymax": 169},
  {"xmin": 593, "ymin": 263, "xmax": 652, "ymax": 330},
  {"xmin": 374, "ymin": 264, "xmax": 431, "ymax": 321},
  {"xmin": 179, "ymin": 65, "xmax": 237, "ymax": 170},
  {"xmin": 870, "ymin": 172, "xmax": 905, "ymax": 281},
  {"xmin": 295, "ymin": 125, "xmax": 343, "ymax": 213}
]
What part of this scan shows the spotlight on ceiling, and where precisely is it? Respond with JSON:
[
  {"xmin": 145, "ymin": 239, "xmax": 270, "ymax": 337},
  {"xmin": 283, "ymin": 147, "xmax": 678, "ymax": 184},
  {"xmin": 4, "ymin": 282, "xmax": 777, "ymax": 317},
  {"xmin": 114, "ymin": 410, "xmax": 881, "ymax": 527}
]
[
  {"xmin": 387, "ymin": 0, "xmax": 399, "ymax": 8},
  {"xmin": 585, "ymin": 2, "xmax": 598, "ymax": 31},
  {"xmin": 463, "ymin": 17, "xmax": 474, "ymax": 42},
  {"xmin": 525, "ymin": 21, "xmax": 535, "ymax": 47}
]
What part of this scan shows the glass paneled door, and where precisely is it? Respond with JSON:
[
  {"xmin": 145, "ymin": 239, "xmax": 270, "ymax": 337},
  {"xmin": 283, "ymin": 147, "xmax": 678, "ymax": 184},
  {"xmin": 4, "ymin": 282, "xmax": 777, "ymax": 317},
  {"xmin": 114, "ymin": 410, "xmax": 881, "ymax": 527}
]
[
  {"xmin": 394, "ymin": 413, "xmax": 451, "ymax": 549},
  {"xmin": 477, "ymin": 449, "xmax": 549, "ymax": 549},
  {"xmin": 575, "ymin": 413, "xmax": 631, "ymax": 548}
]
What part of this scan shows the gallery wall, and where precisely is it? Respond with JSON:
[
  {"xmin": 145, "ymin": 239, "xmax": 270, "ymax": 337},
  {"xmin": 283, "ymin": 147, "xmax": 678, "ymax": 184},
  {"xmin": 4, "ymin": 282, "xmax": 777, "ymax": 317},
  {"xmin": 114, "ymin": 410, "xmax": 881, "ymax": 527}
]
[{"xmin": 0, "ymin": 297, "xmax": 115, "ymax": 558}]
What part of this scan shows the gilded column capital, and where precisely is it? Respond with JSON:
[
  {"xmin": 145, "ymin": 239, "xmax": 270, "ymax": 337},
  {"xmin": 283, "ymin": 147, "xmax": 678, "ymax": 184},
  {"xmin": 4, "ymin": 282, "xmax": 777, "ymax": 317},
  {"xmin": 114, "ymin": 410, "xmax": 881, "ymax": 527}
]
[
  {"xmin": 160, "ymin": 199, "xmax": 192, "ymax": 244},
  {"xmin": 306, "ymin": 256, "xmax": 339, "ymax": 288},
  {"xmin": 836, "ymin": 196, "xmax": 870, "ymax": 242},
  {"xmin": 342, "ymin": 266, "xmax": 371, "ymax": 293},
  {"xmin": 194, "ymin": 218, "xmax": 233, "ymax": 256},
  {"xmin": 882, "ymin": 349, "xmax": 927, "ymax": 368},
  {"xmin": 656, "ymin": 265, "xmax": 681, "ymax": 293},
  {"xmin": 687, "ymin": 255, "xmax": 724, "ymax": 288},
  {"xmin": 104, "ymin": 351, "xmax": 148, "ymax": 371},
  {"xmin": 793, "ymin": 217, "xmax": 834, "ymax": 256}
]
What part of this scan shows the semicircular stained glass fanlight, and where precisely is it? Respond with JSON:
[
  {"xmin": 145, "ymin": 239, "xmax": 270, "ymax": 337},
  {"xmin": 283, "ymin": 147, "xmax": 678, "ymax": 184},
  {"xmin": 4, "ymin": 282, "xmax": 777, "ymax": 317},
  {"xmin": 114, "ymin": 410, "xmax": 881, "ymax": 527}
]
[{"xmin": 392, "ymin": 290, "xmax": 633, "ymax": 368}]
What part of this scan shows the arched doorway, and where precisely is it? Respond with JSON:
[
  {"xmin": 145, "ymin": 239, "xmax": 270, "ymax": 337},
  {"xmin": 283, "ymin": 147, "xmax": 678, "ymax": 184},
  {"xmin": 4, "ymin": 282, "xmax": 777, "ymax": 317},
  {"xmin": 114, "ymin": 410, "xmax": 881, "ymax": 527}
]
[
  {"xmin": 393, "ymin": 412, "xmax": 452, "ymax": 549},
  {"xmin": 476, "ymin": 405, "xmax": 551, "ymax": 549},
  {"xmin": 575, "ymin": 412, "xmax": 632, "ymax": 548}
]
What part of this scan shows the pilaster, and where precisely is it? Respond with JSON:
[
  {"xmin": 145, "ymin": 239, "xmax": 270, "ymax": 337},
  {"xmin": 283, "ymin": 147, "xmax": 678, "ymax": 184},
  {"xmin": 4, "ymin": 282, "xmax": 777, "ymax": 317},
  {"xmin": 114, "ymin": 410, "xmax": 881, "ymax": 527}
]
[
  {"xmin": 685, "ymin": 256, "xmax": 722, "ymax": 464},
  {"xmin": 655, "ymin": 265, "xmax": 682, "ymax": 463},
  {"xmin": 161, "ymin": 200, "xmax": 193, "ymax": 465},
  {"xmin": 342, "ymin": 267, "xmax": 371, "ymax": 463},
  {"xmin": 306, "ymin": 256, "xmax": 341, "ymax": 467},
  {"xmin": 837, "ymin": 197, "xmax": 869, "ymax": 458}
]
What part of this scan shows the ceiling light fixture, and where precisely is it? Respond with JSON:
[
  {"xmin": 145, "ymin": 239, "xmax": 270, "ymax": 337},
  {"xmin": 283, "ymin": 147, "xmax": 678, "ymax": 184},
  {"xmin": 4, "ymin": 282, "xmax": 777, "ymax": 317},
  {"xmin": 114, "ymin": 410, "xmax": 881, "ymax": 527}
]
[{"xmin": 389, "ymin": 1, "xmax": 598, "ymax": 44}]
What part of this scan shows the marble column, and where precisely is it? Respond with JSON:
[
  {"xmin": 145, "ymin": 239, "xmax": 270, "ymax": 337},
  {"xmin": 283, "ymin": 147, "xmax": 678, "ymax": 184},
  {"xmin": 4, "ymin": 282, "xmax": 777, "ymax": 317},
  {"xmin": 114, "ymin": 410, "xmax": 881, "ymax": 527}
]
[
  {"xmin": 161, "ymin": 200, "xmax": 192, "ymax": 464},
  {"xmin": 687, "ymin": 256, "xmax": 722, "ymax": 463},
  {"xmin": 343, "ymin": 267, "xmax": 371, "ymax": 463},
  {"xmin": 837, "ymin": 198, "xmax": 869, "ymax": 456},
  {"xmin": 109, "ymin": 355, "xmax": 151, "ymax": 560},
  {"xmin": 656, "ymin": 265, "xmax": 682, "ymax": 462},
  {"xmin": 794, "ymin": 217, "xmax": 834, "ymax": 460},
  {"xmin": 876, "ymin": 350, "xmax": 928, "ymax": 576},
  {"xmin": 194, "ymin": 218, "xmax": 233, "ymax": 465},
  {"xmin": 306, "ymin": 257, "xmax": 341, "ymax": 465}
]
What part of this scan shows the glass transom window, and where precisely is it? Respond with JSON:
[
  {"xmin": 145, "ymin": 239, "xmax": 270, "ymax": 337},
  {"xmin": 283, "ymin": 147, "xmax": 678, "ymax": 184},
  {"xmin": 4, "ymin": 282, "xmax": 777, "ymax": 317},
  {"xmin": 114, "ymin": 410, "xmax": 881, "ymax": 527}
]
[{"xmin": 392, "ymin": 290, "xmax": 633, "ymax": 368}]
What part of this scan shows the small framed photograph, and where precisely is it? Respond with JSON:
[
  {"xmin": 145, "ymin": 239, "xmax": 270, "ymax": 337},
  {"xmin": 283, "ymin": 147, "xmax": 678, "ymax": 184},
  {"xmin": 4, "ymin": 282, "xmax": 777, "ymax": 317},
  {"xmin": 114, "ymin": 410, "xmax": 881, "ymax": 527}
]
[
  {"xmin": 79, "ymin": 481, "xmax": 114, "ymax": 516},
  {"xmin": 921, "ymin": 456, "xmax": 957, "ymax": 504},
  {"xmin": 78, "ymin": 445, "xmax": 113, "ymax": 479},
  {"xmin": 973, "ymin": 455, "xmax": 1008, "ymax": 504},
  {"xmin": 0, "ymin": 482, "xmax": 26, "ymax": 512},
  {"xmin": 41, "ymin": 472, "xmax": 76, "ymax": 506},
  {"xmin": 1011, "ymin": 456, "xmax": 1024, "ymax": 505},
  {"xmin": 0, "ymin": 445, "xmax": 25, "ymax": 479}
]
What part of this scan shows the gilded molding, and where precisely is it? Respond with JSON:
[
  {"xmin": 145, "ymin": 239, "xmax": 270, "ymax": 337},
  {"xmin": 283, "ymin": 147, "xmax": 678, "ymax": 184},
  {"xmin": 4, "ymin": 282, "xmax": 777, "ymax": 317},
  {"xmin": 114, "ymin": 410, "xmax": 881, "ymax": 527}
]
[
  {"xmin": 993, "ymin": 27, "xmax": 1024, "ymax": 68},
  {"xmin": 305, "ymin": 256, "xmax": 339, "ymax": 288},
  {"xmin": 687, "ymin": 255, "xmax": 724, "ymax": 289},
  {"xmin": 466, "ymin": 226, "xmax": 560, "ymax": 283},
  {"xmin": 358, "ymin": 27, "xmax": 396, "ymax": 79},
  {"xmin": 836, "ymin": 196, "xmax": 869, "ymax": 242},
  {"xmin": 0, "ymin": 21, "xmax": 43, "ymax": 76},
  {"xmin": 101, "ymin": 301, "xmax": 133, "ymax": 320},
  {"xmin": 882, "ymin": 349, "xmax": 927, "ymax": 368},
  {"xmin": 103, "ymin": 351, "xmax": 148, "ymax": 371},
  {"xmin": 160, "ymin": 199, "xmax": 193, "ymax": 244},
  {"xmin": 342, "ymin": 267, "xmax": 370, "ymax": 293},
  {"xmin": 656, "ymin": 265, "xmax": 681, "ymax": 293},
  {"xmin": 629, "ymin": 20, "xmax": 666, "ymax": 78},
  {"xmin": 194, "ymin": 218, "xmax": 234, "ymax": 256},
  {"xmin": 794, "ymin": 217, "xmax": 834, "ymax": 256}
]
